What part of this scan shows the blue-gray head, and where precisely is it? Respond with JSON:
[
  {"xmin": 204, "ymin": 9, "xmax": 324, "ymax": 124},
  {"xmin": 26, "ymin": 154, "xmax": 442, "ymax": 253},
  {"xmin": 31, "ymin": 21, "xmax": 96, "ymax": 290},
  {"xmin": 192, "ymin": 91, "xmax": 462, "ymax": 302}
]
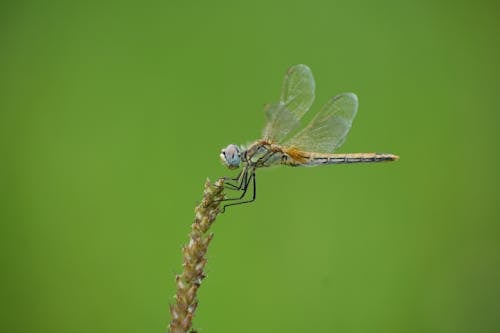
[{"xmin": 220, "ymin": 144, "xmax": 241, "ymax": 169}]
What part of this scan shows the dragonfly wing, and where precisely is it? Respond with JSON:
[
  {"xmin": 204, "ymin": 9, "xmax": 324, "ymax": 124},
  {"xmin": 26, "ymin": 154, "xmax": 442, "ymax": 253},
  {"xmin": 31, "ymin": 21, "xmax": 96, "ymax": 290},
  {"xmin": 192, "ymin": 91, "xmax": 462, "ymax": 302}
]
[
  {"xmin": 284, "ymin": 92, "xmax": 358, "ymax": 153},
  {"xmin": 262, "ymin": 64, "xmax": 315, "ymax": 142},
  {"xmin": 261, "ymin": 103, "xmax": 300, "ymax": 143},
  {"xmin": 280, "ymin": 64, "xmax": 316, "ymax": 120}
]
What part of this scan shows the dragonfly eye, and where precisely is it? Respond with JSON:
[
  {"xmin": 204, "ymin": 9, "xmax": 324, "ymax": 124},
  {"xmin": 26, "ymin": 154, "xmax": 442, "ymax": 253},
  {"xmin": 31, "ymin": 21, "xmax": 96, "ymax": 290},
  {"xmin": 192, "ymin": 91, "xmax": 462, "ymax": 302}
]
[{"xmin": 220, "ymin": 144, "xmax": 241, "ymax": 169}]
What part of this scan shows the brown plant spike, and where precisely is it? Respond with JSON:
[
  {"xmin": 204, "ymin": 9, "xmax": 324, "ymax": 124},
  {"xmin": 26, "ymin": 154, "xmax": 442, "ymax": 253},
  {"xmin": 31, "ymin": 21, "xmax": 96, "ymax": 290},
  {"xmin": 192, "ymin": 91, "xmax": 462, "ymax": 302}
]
[{"xmin": 169, "ymin": 178, "xmax": 225, "ymax": 333}]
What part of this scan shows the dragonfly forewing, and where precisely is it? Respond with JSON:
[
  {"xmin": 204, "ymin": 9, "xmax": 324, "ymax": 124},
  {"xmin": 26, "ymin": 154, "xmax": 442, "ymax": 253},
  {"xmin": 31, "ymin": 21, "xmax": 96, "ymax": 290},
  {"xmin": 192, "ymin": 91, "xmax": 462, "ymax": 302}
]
[
  {"xmin": 284, "ymin": 92, "xmax": 358, "ymax": 153},
  {"xmin": 262, "ymin": 64, "xmax": 315, "ymax": 143}
]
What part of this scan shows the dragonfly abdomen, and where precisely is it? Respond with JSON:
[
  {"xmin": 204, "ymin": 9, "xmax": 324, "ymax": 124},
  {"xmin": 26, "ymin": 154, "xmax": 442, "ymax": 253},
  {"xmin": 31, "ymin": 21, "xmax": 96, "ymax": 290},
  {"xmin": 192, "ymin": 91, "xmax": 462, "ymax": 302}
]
[{"xmin": 304, "ymin": 153, "xmax": 399, "ymax": 166}]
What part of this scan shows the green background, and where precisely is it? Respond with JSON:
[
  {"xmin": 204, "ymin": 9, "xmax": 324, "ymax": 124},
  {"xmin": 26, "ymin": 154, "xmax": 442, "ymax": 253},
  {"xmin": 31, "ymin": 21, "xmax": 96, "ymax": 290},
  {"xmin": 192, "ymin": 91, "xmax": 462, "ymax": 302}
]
[{"xmin": 2, "ymin": 1, "xmax": 499, "ymax": 332}]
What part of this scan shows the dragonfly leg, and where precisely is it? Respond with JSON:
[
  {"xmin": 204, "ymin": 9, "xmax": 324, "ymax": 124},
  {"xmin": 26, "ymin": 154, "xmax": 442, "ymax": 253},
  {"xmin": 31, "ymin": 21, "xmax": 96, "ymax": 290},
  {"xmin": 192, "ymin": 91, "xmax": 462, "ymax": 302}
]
[
  {"xmin": 223, "ymin": 182, "xmax": 240, "ymax": 190},
  {"xmin": 217, "ymin": 170, "xmax": 251, "ymax": 203},
  {"xmin": 223, "ymin": 168, "xmax": 248, "ymax": 190},
  {"xmin": 222, "ymin": 169, "xmax": 243, "ymax": 182},
  {"xmin": 220, "ymin": 171, "xmax": 256, "ymax": 212},
  {"xmin": 215, "ymin": 169, "xmax": 253, "ymax": 212},
  {"xmin": 218, "ymin": 152, "xmax": 271, "ymax": 211}
]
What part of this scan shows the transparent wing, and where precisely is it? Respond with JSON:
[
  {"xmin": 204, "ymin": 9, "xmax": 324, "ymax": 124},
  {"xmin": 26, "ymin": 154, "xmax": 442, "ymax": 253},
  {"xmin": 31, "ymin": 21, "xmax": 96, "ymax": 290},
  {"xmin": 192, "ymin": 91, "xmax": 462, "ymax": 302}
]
[
  {"xmin": 262, "ymin": 64, "xmax": 315, "ymax": 142},
  {"xmin": 284, "ymin": 92, "xmax": 358, "ymax": 153}
]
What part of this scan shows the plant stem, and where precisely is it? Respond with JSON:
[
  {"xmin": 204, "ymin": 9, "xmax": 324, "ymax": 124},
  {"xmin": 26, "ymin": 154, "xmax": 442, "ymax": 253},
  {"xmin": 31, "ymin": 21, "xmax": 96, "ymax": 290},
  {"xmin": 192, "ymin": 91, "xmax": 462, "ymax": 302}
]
[{"xmin": 169, "ymin": 178, "xmax": 225, "ymax": 333}]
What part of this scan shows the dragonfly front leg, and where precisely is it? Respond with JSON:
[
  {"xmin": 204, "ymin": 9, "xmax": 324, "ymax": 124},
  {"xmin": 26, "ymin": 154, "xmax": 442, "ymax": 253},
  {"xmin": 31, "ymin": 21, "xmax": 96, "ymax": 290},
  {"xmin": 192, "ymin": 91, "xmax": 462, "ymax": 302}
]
[
  {"xmin": 223, "ymin": 167, "xmax": 249, "ymax": 190},
  {"xmin": 221, "ymin": 171, "xmax": 256, "ymax": 212},
  {"xmin": 223, "ymin": 168, "xmax": 243, "ymax": 182}
]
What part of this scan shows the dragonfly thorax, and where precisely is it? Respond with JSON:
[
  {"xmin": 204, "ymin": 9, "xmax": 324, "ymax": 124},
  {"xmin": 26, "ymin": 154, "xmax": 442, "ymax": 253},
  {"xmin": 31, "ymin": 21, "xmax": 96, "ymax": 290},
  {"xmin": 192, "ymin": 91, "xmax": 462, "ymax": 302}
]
[{"xmin": 220, "ymin": 144, "xmax": 241, "ymax": 169}]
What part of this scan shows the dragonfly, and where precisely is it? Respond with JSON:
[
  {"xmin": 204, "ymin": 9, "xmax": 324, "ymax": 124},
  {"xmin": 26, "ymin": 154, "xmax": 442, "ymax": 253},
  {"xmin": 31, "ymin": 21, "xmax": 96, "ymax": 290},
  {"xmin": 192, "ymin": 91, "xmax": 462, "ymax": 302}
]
[{"xmin": 219, "ymin": 64, "xmax": 399, "ymax": 211}]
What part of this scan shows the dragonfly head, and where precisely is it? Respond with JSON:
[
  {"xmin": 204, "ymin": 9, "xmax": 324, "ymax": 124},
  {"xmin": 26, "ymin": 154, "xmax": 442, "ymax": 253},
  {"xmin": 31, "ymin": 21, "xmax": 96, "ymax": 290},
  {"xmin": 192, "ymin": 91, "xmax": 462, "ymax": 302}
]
[{"xmin": 220, "ymin": 144, "xmax": 241, "ymax": 169}]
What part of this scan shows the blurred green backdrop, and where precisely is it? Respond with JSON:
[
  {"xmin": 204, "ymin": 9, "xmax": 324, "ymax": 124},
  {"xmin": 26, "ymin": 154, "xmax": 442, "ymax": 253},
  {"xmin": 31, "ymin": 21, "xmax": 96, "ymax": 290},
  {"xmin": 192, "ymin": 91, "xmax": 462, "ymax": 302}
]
[{"xmin": 1, "ymin": 0, "xmax": 499, "ymax": 332}]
